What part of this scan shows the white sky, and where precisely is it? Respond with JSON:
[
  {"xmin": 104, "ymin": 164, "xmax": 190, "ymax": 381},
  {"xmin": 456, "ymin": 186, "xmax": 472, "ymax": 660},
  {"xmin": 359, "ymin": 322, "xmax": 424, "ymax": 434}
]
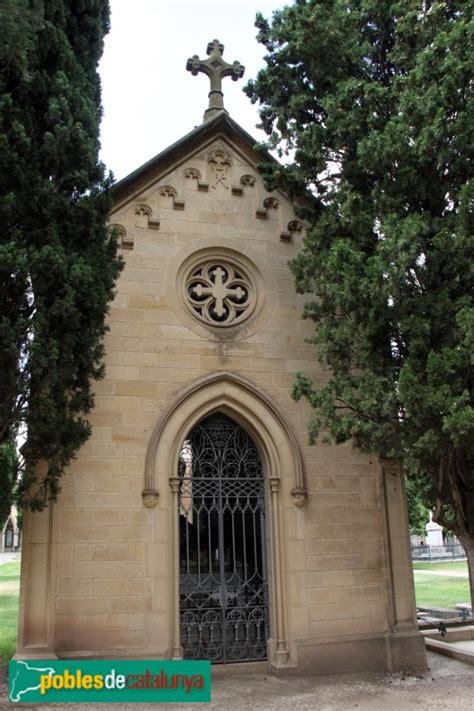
[{"xmin": 99, "ymin": 0, "xmax": 285, "ymax": 181}]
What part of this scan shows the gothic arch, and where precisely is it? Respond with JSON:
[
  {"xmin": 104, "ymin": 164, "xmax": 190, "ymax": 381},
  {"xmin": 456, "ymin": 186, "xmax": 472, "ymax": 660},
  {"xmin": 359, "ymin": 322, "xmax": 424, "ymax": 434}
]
[
  {"xmin": 143, "ymin": 371, "xmax": 306, "ymax": 666},
  {"xmin": 142, "ymin": 371, "xmax": 306, "ymax": 505}
]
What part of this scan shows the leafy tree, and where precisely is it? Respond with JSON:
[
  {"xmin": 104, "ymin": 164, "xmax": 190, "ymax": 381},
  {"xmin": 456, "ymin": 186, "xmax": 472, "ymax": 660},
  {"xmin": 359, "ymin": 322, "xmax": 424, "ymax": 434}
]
[
  {"xmin": 0, "ymin": 0, "xmax": 122, "ymax": 512},
  {"xmin": 405, "ymin": 477, "xmax": 430, "ymax": 537},
  {"xmin": 246, "ymin": 1, "xmax": 474, "ymax": 601}
]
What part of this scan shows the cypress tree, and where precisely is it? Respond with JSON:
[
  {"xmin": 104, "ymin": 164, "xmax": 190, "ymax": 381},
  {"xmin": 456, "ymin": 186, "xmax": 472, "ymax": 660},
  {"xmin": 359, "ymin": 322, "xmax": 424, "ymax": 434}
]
[
  {"xmin": 0, "ymin": 0, "xmax": 122, "ymax": 518},
  {"xmin": 246, "ymin": 1, "xmax": 474, "ymax": 600}
]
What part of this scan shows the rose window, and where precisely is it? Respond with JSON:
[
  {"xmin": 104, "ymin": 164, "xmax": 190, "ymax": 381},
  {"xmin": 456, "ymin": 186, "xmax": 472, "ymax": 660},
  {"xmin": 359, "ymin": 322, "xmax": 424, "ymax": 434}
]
[{"xmin": 184, "ymin": 260, "xmax": 255, "ymax": 326}]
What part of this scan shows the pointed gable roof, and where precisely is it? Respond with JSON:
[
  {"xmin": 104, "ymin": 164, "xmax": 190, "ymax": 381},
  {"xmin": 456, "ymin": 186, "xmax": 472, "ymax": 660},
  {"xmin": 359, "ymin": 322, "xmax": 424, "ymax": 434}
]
[{"xmin": 112, "ymin": 112, "xmax": 275, "ymax": 212}]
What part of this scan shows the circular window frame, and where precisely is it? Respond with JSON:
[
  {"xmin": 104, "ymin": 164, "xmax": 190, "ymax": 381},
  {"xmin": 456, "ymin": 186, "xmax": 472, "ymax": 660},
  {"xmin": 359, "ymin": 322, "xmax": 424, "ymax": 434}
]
[
  {"xmin": 183, "ymin": 255, "xmax": 256, "ymax": 328},
  {"xmin": 167, "ymin": 240, "xmax": 276, "ymax": 341}
]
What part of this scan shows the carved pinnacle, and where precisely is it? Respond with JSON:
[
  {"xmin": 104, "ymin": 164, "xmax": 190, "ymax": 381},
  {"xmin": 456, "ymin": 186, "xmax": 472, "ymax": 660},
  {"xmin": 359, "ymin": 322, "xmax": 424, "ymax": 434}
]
[{"xmin": 186, "ymin": 39, "xmax": 245, "ymax": 122}]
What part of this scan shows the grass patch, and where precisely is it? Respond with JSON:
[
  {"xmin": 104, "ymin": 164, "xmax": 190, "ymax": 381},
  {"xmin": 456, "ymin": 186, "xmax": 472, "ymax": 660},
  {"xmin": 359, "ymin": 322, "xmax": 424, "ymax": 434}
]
[
  {"xmin": 0, "ymin": 561, "xmax": 20, "ymax": 662},
  {"xmin": 414, "ymin": 573, "xmax": 470, "ymax": 608},
  {"xmin": 413, "ymin": 561, "xmax": 468, "ymax": 572}
]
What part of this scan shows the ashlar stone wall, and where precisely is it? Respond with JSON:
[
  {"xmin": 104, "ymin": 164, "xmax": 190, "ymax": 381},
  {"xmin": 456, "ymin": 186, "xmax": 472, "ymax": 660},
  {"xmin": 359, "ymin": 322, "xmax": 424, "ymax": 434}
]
[{"xmin": 17, "ymin": 119, "xmax": 425, "ymax": 674}]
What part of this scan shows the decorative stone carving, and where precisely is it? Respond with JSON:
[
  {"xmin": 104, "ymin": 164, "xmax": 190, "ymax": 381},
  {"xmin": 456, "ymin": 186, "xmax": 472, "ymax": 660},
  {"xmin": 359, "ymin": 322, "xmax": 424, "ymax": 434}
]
[
  {"xmin": 134, "ymin": 203, "xmax": 151, "ymax": 216},
  {"xmin": 159, "ymin": 186, "xmax": 176, "ymax": 199},
  {"xmin": 291, "ymin": 486, "xmax": 308, "ymax": 508},
  {"xmin": 240, "ymin": 174, "xmax": 256, "ymax": 187},
  {"xmin": 142, "ymin": 488, "xmax": 159, "ymax": 508},
  {"xmin": 183, "ymin": 167, "xmax": 209, "ymax": 191},
  {"xmin": 256, "ymin": 196, "xmax": 279, "ymax": 219},
  {"xmin": 231, "ymin": 173, "xmax": 257, "ymax": 196},
  {"xmin": 108, "ymin": 223, "xmax": 134, "ymax": 250},
  {"xmin": 264, "ymin": 197, "xmax": 279, "ymax": 210},
  {"xmin": 184, "ymin": 167, "xmax": 200, "ymax": 180},
  {"xmin": 208, "ymin": 148, "xmax": 232, "ymax": 190},
  {"xmin": 134, "ymin": 203, "xmax": 160, "ymax": 230},
  {"xmin": 144, "ymin": 371, "xmax": 306, "ymax": 499},
  {"xmin": 186, "ymin": 39, "xmax": 245, "ymax": 123},
  {"xmin": 287, "ymin": 219, "xmax": 304, "ymax": 233},
  {"xmin": 184, "ymin": 258, "xmax": 255, "ymax": 327},
  {"xmin": 280, "ymin": 219, "xmax": 305, "ymax": 242},
  {"xmin": 158, "ymin": 185, "xmax": 185, "ymax": 210},
  {"xmin": 169, "ymin": 242, "xmax": 275, "ymax": 340}
]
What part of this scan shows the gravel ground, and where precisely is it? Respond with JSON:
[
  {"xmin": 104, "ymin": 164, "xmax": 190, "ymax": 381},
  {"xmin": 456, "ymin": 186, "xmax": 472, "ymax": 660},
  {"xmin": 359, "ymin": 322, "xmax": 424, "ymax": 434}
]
[{"xmin": 1, "ymin": 652, "xmax": 473, "ymax": 710}]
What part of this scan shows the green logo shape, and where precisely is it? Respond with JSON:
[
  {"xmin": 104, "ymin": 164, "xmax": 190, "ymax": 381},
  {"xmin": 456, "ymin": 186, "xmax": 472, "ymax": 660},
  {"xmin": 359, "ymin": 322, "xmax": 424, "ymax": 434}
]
[{"xmin": 9, "ymin": 660, "xmax": 211, "ymax": 703}]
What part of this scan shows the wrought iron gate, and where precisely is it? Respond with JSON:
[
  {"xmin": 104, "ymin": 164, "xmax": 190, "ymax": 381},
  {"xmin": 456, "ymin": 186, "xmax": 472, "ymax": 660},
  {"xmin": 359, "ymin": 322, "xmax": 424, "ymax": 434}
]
[{"xmin": 178, "ymin": 413, "xmax": 268, "ymax": 663}]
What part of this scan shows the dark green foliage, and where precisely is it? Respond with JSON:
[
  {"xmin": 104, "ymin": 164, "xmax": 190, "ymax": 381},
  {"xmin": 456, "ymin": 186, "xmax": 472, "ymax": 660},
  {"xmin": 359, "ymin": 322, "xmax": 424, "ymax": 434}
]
[
  {"xmin": 246, "ymin": 1, "xmax": 473, "ymax": 576},
  {"xmin": 405, "ymin": 476, "xmax": 430, "ymax": 536},
  {"xmin": 0, "ymin": 1, "xmax": 122, "ymax": 511}
]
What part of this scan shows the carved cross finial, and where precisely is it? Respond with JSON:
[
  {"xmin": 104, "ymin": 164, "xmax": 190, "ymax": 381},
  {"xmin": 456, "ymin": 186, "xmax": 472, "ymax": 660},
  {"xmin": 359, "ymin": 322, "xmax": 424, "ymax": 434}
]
[{"xmin": 186, "ymin": 39, "xmax": 245, "ymax": 122}]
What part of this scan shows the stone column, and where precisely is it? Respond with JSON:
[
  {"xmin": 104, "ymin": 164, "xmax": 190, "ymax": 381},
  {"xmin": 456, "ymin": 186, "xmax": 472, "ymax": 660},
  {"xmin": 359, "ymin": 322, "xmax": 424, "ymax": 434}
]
[
  {"xmin": 380, "ymin": 460, "xmax": 427, "ymax": 672},
  {"xmin": 16, "ymin": 504, "xmax": 57, "ymax": 658},
  {"xmin": 269, "ymin": 476, "xmax": 289, "ymax": 666},
  {"xmin": 169, "ymin": 476, "xmax": 183, "ymax": 660}
]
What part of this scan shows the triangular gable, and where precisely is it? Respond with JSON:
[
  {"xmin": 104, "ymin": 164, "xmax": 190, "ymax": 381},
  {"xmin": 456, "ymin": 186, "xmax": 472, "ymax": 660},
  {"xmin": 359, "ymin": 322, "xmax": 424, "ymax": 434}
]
[
  {"xmin": 109, "ymin": 113, "xmax": 306, "ymax": 250},
  {"xmin": 112, "ymin": 113, "xmax": 273, "ymax": 210}
]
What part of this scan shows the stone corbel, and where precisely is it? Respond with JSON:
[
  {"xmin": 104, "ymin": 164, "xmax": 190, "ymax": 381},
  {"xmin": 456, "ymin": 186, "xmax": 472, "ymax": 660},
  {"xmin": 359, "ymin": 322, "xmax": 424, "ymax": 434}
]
[
  {"xmin": 141, "ymin": 488, "xmax": 159, "ymax": 508},
  {"xmin": 290, "ymin": 486, "xmax": 308, "ymax": 508},
  {"xmin": 134, "ymin": 203, "xmax": 160, "ymax": 230},
  {"xmin": 158, "ymin": 186, "xmax": 185, "ymax": 210},
  {"xmin": 231, "ymin": 171, "xmax": 256, "ymax": 196},
  {"xmin": 240, "ymin": 174, "xmax": 256, "ymax": 188},
  {"xmin": 108, "ymin": 223, "xmax": 134, "ymax": 250},
  {"xmin": 256, "ymin": 196, "xmax": 279, "ymax": 219},
  {"xmin": 280, "ymin": 219, "xmax": 304, "ymax": 242},
  {"xmin": 183, "ymin": 168, "xmax": 209, "ymax": 192}
]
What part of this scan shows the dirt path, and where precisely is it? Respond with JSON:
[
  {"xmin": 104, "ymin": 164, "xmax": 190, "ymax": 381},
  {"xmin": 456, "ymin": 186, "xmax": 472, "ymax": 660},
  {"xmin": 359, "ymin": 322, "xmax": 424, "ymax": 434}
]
[{"xmin": 1, "ymin": 652, "xmax": 473, "ymax": 710}]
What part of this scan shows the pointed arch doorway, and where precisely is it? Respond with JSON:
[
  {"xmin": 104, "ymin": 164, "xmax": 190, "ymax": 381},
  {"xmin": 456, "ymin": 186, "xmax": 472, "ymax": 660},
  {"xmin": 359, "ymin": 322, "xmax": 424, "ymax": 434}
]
[
  {"xmin": 143, "ymin": 373, "xmax": 306, "ymax": 667},
  {"xmin": 178, "ymin": 412, "xmax": 268, "ymax": 663}
]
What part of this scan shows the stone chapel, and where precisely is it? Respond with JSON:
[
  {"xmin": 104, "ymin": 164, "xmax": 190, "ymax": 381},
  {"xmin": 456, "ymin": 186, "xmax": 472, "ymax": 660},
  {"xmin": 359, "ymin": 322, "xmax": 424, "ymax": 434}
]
[{"xmin": 17, "ymin": 40, "xmax": 427, "ymax": 674}]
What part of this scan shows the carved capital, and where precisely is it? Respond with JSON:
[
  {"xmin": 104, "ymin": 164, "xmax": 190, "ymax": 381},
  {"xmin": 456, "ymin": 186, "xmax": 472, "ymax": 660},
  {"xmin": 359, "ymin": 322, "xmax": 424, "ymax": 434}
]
[
  {"xmin": 269, "ymin": 476, "xmax": 280, "ymax": 494},
  {"xmin": 291, "ymin": 486, "xmax": 308, "ymax": 508},
  {"xmin": 142, "ymin": 489, "xmax": 159, "ymax": 508},
  {"xmin": 169, "ymin": 476, "xmax": 181, "ymax": 494}
]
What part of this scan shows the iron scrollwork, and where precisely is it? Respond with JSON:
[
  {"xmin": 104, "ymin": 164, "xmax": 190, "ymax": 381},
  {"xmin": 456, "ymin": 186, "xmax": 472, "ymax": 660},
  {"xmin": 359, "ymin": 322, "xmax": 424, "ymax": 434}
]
[{"xmin": 178, "ymin": 413, "xmax": 268, "ymax": 663}]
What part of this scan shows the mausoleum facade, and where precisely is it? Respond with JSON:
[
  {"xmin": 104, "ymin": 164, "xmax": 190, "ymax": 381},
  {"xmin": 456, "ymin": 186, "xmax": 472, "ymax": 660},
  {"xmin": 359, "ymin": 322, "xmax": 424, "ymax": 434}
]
[{"xmin": 17, "ymin": 41, "xmax": 426, "ymax": 675}]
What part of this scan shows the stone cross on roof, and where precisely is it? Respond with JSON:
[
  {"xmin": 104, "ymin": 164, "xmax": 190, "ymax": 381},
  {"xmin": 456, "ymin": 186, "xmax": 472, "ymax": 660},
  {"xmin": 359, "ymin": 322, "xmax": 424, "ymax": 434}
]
[{"xmin": 186, "ymin": 40, "xmax": 245, "ymax": 123}]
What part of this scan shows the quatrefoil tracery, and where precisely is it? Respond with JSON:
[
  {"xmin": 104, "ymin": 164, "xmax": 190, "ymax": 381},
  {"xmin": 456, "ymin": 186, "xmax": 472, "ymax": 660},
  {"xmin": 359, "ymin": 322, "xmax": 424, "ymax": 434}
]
[{"xmin": 185, "ymin": 260, "xmax": 255, "ymax": 327}]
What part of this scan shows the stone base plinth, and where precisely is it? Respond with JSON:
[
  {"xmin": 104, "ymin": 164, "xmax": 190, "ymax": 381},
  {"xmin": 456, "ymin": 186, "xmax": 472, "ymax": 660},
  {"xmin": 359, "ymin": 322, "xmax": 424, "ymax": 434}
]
[{"xmin": 271, "ymin": 632, "xmax": 427, "ymax": 676}]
